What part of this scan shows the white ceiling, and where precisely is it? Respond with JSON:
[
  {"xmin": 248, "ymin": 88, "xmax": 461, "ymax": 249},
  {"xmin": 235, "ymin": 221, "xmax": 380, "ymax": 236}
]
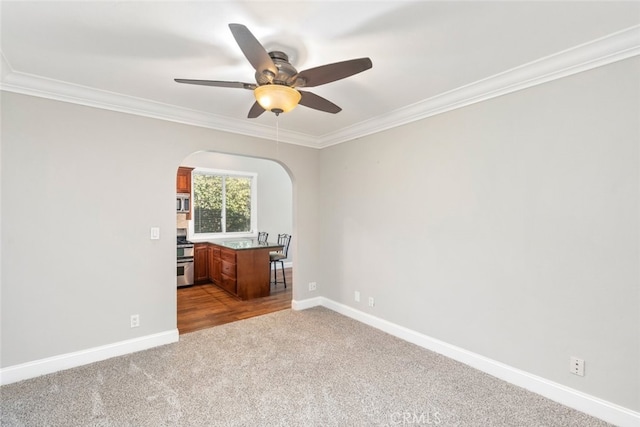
[{"xmin": 1, "ymin": 1, "xmax": 639, "ymax": 148}]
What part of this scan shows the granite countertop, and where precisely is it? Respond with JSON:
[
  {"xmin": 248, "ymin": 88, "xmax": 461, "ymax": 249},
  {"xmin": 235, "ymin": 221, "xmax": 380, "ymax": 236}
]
[{"xmin": 208, "ymin": 238, "xmax": 282, "ymax": 251}]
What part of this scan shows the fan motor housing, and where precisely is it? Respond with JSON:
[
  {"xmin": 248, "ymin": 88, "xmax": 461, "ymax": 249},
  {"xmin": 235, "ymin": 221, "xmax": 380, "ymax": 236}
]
[{"xmin": 255, "ymin": 51, "xmax": 298, "ymax": 85}]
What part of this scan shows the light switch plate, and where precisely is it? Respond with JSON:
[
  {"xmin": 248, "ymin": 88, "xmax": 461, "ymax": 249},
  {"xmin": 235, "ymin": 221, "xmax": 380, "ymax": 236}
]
[{"xmin": 150, "ymin": 227, "xmax": 160, "ymax": 240}]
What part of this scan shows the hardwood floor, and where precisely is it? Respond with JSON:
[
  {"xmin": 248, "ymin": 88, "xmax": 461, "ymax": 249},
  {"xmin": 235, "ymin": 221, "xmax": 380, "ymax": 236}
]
[{"xmin": 177, "ymin": 268, "xmax": 292, "ymax": 334}]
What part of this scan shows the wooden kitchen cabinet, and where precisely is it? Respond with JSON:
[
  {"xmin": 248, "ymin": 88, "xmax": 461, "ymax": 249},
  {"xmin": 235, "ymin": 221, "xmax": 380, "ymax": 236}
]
[
  {"xmin": 194, "ymin": 240, "xmax": 280, "ymax": 300},
  {"xmin": 219, "ymin": 248, "xmax": 237, "ymax": 295},
  {"xmin": 194, "ymin": 243, "xmax": 209, "ymax": 284},
  {"xmin": 177, "ymin": 166, "xmax": 194, "ymax": 220},
  {"xmin": 176, "ymin": 167, "xmax": 194, "ymax": 194},
  {"xmin": 207, "ymin": 241, "xmax": 278, "ymax": 300},
  {"xmin": 208, "ymin": 245, "xmax": 221, "ymax": 285}
]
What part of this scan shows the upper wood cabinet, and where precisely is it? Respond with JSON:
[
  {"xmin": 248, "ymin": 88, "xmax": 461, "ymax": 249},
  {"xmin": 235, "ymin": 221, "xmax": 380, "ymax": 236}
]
[{"xmin": 176, "ymin": 167, "xmax": 194, "ymax": 194}]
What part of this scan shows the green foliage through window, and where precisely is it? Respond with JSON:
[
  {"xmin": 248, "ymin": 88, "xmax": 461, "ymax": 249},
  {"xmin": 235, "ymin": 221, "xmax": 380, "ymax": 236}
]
[{"xmin": 193, "ymin": 171, "xmax": 253, "ymax": 235}]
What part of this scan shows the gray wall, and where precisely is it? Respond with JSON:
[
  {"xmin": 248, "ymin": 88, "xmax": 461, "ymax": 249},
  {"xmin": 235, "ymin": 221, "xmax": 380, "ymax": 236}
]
[
  {"xmin": 318, "ymin": 57, "xmax": 639, "ymax": 410},
  {"xmin": 0, "ymin": 93, "xmax": 320, "ymax": 366},
  {"xmin": 1, "ymin": 56, "xmax": 638, "ymax": 413}
]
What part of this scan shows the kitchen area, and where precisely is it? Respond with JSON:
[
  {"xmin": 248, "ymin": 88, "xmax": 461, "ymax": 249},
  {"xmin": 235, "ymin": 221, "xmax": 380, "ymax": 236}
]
[{"xmin": 174, "ymin": 152, "xmax": 293, "ymax": 333}]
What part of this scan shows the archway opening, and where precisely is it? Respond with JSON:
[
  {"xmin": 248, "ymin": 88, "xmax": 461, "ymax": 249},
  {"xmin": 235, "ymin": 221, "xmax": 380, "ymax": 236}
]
[{"xmin": 175, "ymin": 151, "xmax": 294, "ymax": 334}]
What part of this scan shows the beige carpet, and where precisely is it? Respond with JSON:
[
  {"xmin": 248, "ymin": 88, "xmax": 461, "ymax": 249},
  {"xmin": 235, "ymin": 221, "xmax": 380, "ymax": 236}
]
[{"xmin": 1, "ymin": 307, "xmax": 610, "ymax": 426}]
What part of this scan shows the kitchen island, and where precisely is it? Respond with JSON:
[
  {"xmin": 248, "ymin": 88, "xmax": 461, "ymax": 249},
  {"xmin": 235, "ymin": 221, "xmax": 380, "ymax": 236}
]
[{"xmin": 198, "ymin": 239, "xmax": 283, "ymax": 300}]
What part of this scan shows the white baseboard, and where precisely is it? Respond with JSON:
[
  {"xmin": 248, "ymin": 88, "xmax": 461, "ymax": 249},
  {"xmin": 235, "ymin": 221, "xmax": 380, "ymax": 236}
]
[
  {"xmin": 291, "ymin": 297, "xmax": 323, "ymax": 311},
  {"xmin": 294, "ymin": 296, "xmax": 640, "ymax": 427},
  {"xmin": 0, "ymin": 329, "xmax": 179, "ymax": 386}
]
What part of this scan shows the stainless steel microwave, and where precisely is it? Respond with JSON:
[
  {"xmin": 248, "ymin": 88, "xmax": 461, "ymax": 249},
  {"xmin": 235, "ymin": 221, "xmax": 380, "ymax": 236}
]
[{"xmin": 176, "ymin": 193, "xmax": 190, "ymax": 213}]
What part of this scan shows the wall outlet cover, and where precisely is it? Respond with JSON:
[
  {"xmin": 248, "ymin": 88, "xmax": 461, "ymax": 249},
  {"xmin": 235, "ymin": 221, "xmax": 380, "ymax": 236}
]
[
  {"xmin": 570, "ymin": 356, "xmax": 585, "ymax": 376},
  {"xmin": 130, "ymin": 314, "xmax": 140, "ymax": 328}
]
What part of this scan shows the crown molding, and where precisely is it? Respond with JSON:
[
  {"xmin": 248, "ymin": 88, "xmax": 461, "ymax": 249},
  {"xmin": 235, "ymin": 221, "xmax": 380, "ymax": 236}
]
[
  {"xmin": 0, "ymin": 68, "xmax": 319, "ymax": 149},
  {"xmin": 1, "ymin": 25, "xmax": 638, "ymax": 150},
  {"xmin": 316, "ymin": 25, "xmax": 640, "ymax": 148}
]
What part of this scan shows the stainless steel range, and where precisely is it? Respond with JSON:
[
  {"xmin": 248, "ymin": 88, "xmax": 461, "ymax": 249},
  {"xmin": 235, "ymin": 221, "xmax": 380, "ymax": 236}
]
[{"xmin": 177, "ymin": 228, "xmax": 194, "ymax": 287}]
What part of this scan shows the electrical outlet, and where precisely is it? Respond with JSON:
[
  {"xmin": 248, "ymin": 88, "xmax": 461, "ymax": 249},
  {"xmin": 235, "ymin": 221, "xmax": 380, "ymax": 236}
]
[
  {"xmin": 130, "ymin": 314, "xmax": 140, "ymax": 328},
  {"xmin": 368, "ymin": 297, "xmax": 375, "ymax": 307},
  {"xmin": 354, "ymin": 291, "xmax": 360, "ymax": 302},
  {"xmin": 570, "ymin": 356, "xmax": 585, "ymax": 376},
  {"xmin": 309, "ymin": 282, "xmax": 317, "ymax": 291}
]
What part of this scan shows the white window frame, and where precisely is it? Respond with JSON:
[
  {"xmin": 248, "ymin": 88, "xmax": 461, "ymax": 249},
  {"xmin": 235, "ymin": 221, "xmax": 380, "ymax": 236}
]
[{"xmin": 189, "ymin": 167, "xmax": 258, "ymax": 240}]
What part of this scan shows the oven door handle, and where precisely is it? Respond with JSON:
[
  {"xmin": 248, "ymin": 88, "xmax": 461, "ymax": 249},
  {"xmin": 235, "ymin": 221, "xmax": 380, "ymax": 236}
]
[{"xmin": 177, "ymin": 257, "xmax": 194, "ymax": 264}]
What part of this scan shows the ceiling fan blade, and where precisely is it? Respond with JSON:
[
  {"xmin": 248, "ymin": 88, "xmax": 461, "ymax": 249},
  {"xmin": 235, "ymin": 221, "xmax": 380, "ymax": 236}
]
[
  {"xmin": 229, "ymin": 23, "xmax": 277, "ymax": 76},
  {"xmin": 248, "ymin": 101, "xmax": 266, "ymax": 118},
  {"xmin": 295, "ymin": 58, "xmax": 372, "ymax": 88},
  {"xmin": 174, "ymin": 79, "xmax": 256, "ymax": 90},
  {"xmin": 298, "ymin": 91, "xmax": 342, "ymax": 114}
]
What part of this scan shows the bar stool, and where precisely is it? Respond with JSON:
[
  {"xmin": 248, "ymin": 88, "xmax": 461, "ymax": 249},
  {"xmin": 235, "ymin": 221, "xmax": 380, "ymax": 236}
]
[{"xmin": 270, "ymin": 234, "xmax": 291, "ymax": 288}]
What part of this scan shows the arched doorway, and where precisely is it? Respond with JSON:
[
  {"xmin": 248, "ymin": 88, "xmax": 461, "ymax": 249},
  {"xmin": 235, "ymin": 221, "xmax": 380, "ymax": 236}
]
[{"xmin": 175, "ymin": 151, "xmax": 294, "ymax": 334}]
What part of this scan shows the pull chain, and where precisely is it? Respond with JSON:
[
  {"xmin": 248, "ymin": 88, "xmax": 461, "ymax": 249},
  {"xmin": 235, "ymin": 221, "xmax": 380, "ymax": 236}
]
[{"xmin": 275, "ymin": 114, "xmax": 280, "ymax": 158}]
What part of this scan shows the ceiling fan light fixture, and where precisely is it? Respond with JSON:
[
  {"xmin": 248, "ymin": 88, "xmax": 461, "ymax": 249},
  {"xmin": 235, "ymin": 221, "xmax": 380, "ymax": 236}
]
[
  {"xmin": 254, "ymin": 84, "xmax": 301, "ymax": 114},
  {"xmin": 175, "ymin": 24, "xmax": 372, "ymax": 118}
]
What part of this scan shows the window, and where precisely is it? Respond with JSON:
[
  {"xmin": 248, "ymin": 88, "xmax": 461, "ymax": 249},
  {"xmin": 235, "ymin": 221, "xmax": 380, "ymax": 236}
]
[{"xmin": 191, "ymin": 168, "xmax": 257, "ymax": 238}]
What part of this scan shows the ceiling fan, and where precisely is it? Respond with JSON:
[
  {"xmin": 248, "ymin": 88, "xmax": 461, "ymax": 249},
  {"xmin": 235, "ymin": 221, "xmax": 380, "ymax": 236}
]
[{"xmin": 174, "ymin": 23, "xmax": 373, "ymax": 118}]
